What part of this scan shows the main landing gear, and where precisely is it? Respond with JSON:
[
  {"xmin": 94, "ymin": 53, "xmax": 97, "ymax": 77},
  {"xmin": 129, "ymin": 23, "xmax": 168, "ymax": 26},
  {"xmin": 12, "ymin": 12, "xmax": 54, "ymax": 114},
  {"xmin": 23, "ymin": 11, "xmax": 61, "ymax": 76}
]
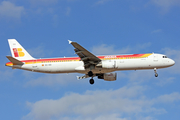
[
  {"xmin": 88, "ymin": 71, "xmax": 94, "ymax": 85},
  {"xmin": 89, "ymin": 78, "xmax": 94, "ymax": 84},
  {"xmin": 88, "ymin": 71, "xmax": 93, "ymax": 77},
  {"xmin": 154, "ymin": 68, "xmax": 158, "ymax": 77}
]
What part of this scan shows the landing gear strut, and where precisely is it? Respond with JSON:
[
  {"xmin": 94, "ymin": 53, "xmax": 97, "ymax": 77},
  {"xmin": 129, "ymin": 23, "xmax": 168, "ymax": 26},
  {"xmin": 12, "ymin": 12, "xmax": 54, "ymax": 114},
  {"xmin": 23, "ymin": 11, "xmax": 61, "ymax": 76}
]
[
  {"xmin": 154, "ymin": 68, "xmax": 158, "ymax": 77},
  {"xmin": 88, "ymin": 71, "xmax": 94, "ymax": 85}
]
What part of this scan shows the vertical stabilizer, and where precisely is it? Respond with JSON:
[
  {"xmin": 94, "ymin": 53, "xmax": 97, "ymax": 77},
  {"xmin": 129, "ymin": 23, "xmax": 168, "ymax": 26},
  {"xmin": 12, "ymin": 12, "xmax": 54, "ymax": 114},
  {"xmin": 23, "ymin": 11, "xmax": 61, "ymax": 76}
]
[{"xmin": 8, "ymin": 39, "xmax": 35, "ymax": 60}]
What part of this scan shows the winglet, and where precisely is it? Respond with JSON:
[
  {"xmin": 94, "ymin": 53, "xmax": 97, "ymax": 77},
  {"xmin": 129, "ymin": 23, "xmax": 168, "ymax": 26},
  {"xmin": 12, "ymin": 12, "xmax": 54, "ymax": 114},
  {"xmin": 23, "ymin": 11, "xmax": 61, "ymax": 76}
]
[{"xmin": 68, "ymin": 40, "xmax": 72, "ymax": 44}]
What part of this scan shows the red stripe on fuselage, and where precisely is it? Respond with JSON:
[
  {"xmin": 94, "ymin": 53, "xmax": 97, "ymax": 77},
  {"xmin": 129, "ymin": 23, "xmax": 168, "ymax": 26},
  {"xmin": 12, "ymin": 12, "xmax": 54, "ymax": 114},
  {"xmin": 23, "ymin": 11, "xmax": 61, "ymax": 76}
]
[
  {"xmin": 19, "ymin": 54, "xmax": 147, "ymax": 63},
  {"xmin": 6, "ymin": 54, "xmax": 151, "ymax": 66}
]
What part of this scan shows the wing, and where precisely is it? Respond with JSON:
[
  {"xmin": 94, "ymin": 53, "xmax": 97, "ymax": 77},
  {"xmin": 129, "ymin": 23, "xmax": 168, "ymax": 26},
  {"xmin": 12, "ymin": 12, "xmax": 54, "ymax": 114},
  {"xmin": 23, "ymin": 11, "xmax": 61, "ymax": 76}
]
[{"xmin": 68, "ymin": 40, "xmax": 101, "ymax": 68}]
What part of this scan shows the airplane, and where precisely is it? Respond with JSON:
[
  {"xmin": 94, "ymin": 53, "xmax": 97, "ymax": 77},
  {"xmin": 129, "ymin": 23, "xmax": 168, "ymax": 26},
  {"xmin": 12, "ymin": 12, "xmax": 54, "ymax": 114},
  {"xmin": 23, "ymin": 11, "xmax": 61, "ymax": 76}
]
[{"xmin": 5, "ymin": 39, "xmax": 175, "ymax": 84}]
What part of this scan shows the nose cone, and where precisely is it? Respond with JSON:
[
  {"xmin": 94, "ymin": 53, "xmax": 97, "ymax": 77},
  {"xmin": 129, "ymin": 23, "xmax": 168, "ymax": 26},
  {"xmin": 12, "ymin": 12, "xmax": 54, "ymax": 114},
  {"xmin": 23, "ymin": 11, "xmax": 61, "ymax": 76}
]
[{"xmin": 169, "ymin": 59, "xmax": 175, "ymax": 66}]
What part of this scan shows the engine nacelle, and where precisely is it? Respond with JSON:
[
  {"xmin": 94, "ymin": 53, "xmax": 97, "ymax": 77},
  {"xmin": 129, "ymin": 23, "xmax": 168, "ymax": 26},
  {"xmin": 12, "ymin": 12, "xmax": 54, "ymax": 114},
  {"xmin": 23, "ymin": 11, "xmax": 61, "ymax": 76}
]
[
  {"xmin": 98, "ymin": 72, "xmax": 117, "ymax": 81},
  {"xmin": 102, "ymin": 61, "xmax": 115, "ymax": 68}
]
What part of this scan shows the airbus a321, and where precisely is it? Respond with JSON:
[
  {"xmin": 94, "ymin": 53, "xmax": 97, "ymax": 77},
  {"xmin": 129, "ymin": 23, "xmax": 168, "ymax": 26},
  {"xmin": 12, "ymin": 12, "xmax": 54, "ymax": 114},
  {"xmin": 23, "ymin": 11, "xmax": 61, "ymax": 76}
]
[{"xmin": 5, "ymin": 39, "xmax": 175, "ymax": 84}]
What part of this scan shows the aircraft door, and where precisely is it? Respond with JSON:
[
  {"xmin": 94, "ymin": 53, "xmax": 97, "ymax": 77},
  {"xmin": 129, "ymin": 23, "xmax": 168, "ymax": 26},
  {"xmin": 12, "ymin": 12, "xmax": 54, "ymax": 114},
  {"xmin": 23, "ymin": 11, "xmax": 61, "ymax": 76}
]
[
  {"xmin": 32, "ymin": 60, "xmax": 38, "ymax": 69},
  {"xmin": 153, "ymin": 54, "xmax": 158, "ymax": 62},
  {"xmin": 114, "ymin": 60, "xmax": 117, "ymax": 68},
  {"xmin": 111, "ymin": 60, "xmax": 117, "ymax": 68}
]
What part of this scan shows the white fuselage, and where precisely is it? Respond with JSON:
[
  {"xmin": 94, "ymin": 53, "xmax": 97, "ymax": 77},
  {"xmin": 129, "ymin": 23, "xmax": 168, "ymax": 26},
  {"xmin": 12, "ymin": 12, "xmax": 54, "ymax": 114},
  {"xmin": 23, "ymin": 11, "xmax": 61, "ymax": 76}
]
[
  {"xmin": 8, "ymin": 53, "xmax": 175, "ymax": 74},
  {"xmin": 6, "ymin": 39, "xmax": 175, "ymax": 84}
]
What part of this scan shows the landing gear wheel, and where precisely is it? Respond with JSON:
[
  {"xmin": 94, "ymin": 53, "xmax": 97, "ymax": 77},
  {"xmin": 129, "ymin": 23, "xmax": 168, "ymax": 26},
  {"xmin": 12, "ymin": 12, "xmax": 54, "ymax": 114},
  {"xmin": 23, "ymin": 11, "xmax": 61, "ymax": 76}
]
[
  {"xmin": 155, "ymin": 73, "xmax": 158, "ymax": 77},
  {"xmin": 154, "ymin": 68, "xmax": 158, "ymax": 77},
  {"xmin": 89, "ymin": 79, "xmax": 94, "ymax": 85},
  {"xmin": 88, "ymin": 71, "xmax": 93, "ymax": 77}
]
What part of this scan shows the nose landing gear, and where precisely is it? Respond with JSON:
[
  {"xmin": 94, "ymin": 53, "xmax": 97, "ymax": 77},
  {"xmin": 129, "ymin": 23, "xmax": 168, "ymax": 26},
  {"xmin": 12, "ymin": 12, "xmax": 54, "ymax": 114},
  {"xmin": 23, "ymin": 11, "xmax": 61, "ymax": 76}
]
[{"xmin": 154, "ymin": 68, "xmax": 158, "ymax": 77}]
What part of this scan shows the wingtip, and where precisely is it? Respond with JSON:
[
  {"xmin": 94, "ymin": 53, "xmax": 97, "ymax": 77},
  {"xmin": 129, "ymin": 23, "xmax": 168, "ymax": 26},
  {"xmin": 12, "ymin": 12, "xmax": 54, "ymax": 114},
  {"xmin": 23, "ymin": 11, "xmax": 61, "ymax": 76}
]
[{"xmin": 68, "ymin": 40, "xmax": 72, "ymax": 44}]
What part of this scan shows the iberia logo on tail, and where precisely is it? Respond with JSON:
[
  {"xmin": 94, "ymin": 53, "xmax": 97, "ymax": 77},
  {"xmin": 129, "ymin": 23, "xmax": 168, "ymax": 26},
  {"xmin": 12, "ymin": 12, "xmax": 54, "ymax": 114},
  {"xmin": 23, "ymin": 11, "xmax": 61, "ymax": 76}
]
[{"xmin": 13, "ymin": 48, "xmax": 25, "ymax": 57}]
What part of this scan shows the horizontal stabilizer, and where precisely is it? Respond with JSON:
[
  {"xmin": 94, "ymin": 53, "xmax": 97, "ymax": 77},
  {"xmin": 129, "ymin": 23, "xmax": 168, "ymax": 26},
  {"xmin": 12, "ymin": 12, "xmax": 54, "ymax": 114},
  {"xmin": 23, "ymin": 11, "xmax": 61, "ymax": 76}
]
[{"xmin": 6, "ymin": 56, "xmax": 24, "ymax": 65}]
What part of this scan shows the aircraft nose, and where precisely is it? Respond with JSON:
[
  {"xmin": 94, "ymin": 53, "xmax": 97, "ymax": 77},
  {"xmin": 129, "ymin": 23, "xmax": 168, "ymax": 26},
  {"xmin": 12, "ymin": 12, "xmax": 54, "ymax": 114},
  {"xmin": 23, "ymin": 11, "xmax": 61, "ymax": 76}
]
[{"xmin": 170, "ymin": 59, "xmax": 175, "ymax": 66}]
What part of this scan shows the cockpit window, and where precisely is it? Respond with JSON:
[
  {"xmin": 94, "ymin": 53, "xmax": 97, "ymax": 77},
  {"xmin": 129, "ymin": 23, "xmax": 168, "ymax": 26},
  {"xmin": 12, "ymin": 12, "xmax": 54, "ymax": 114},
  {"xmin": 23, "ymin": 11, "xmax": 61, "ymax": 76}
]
[{"xmin": 163, "ymin": 56, "xmax": 168, "ymax": 58}]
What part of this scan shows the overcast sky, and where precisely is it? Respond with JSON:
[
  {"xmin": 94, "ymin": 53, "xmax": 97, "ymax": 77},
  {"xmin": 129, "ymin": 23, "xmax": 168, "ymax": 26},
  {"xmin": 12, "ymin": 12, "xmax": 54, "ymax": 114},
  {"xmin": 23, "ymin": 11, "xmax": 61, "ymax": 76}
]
[{"xmin": 1, "ymin": 0, "xmax": 180, "ymax": 120}]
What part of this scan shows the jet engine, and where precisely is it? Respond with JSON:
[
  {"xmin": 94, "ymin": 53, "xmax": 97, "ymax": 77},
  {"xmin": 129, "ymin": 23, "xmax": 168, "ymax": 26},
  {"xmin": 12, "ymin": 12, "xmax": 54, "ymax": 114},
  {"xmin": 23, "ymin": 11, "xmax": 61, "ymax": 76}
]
[{"xmin": 98, "ymin": 72, "xmax": 117, "ymax": 81}]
